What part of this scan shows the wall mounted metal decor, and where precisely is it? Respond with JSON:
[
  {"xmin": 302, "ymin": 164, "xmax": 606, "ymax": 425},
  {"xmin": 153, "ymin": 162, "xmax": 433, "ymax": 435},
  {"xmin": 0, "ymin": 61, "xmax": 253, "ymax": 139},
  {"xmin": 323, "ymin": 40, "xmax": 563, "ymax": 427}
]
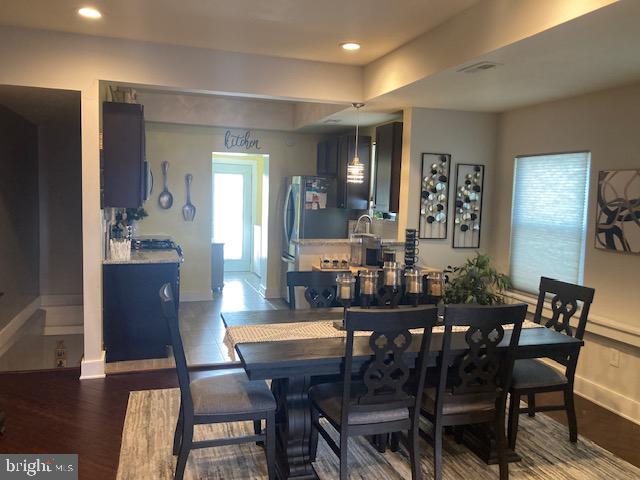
[
  {"xmin": 224, "ymin": 130, "xmax": 261, "ymax": 150},
  {"xmin": 158, "ymin": 161, "xmax": 173, "ymax": 209},
  {"xmin": 182, "ymin": 173, "xmax": 196, "ymax": 221},
  {"xmin": 596, "ymin": 168, "xmax": 640, "ymax": 254},
  {"xmin": 452, "ymin": 163, "xmax": 484, "ymax": 248},
  {"xmin": 418, "ymin": 153, "xmax": 451, "ymax": 239}
]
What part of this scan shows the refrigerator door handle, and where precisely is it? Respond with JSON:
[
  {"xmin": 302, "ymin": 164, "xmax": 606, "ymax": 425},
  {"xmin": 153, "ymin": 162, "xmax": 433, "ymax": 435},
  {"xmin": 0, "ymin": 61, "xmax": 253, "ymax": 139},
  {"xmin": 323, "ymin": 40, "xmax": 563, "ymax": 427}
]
[{"xmin": 283, "ymin": 183, "xmax": 293, "ymax": 244}]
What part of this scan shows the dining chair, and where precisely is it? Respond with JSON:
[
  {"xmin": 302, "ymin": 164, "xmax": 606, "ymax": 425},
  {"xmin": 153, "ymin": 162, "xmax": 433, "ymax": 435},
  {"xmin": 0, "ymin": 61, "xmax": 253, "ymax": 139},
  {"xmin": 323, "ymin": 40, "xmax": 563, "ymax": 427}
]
[
  {"xmin": 309, "ymin": 305, "xmax": 439, "ymax": 480},
  {"xmin": 507, "ymin": 277, "xmax": 595, "ymax": 449},
  {"xmin": 420, "ymin": 303, "xmax": 527, "ymax": 480},
  {"xmin": 159, "ymin": 283, "xmax": 277, "ymax": 480},
  {"xmin": 287, "ymin": 270, "xmax": 340, "ymax": 309}
]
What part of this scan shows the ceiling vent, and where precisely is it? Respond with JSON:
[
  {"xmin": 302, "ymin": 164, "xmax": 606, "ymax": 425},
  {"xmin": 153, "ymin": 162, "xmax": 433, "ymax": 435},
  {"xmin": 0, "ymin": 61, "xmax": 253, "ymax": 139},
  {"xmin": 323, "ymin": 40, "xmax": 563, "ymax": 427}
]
[
  {"xmin": 457, "ymin": 61, "xmax": 501, "ymax": 74},
  {"xmin": 323, "ymin": 118, "xmax": 341, "ymax": 124}
]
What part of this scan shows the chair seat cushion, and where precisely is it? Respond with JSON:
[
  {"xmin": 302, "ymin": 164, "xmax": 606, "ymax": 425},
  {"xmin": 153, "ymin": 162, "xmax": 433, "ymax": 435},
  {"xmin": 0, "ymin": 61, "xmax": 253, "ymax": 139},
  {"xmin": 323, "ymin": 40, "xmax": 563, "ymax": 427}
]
[
  {"xmin": 310, "ymin": 382, "xmax": 409, "ymax": 426},
  {"xmin": 511, "ymin": 359, "xmax": 568, "ymax": 390},
  {"xmin": 422, "ymin": 388, "xmax": 497, "ymax": 416},
  {"xmin": 189, "ymin": 371, "xmax": 275, "ymax": 416}
]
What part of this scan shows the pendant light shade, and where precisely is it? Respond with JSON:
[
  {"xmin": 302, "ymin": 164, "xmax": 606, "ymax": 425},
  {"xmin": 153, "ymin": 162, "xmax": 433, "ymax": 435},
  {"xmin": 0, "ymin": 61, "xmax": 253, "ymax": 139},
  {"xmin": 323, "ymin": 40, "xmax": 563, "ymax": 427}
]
[{"xmin": 347, "ymin": 103, "xmax": 365, "ymax": 184}]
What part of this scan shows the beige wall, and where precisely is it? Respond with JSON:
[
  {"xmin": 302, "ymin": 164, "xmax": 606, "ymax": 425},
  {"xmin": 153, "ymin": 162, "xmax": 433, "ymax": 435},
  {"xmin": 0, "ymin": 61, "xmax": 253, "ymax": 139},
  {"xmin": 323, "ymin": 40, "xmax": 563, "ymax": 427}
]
[
  {"xmin": 138, "ymin": 123, "xmax": 319, "ymax": 299},
  {"xmin": 492, "ymin": 82, "xmax": 640, "ymax": 422},
  {"xmin": 398, "ymin": 107, "xmax": 498, "ymax": 269},
  {"xmin": 0, "ymin": 106, "xmax": 39, "ymax": 328}
]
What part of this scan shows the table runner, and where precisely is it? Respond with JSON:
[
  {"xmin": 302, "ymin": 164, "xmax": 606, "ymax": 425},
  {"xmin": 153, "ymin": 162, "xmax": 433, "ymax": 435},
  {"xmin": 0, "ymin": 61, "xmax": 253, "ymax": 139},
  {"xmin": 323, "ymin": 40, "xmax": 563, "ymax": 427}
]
[{"xmin": 223, "ymin": 319, "xmax": 542, "ymax": 360}]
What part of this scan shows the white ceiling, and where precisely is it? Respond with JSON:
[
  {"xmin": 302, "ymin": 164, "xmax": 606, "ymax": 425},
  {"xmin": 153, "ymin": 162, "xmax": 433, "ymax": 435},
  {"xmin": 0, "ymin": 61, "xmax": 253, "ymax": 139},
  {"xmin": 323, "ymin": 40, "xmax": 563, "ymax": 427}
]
[
  {"xmin": 370, "ymin": 0, "xmax": 640, "ymax": 112},
  {"xmin": 0, "ymin": 0, "xmax": 480, "ymax": 65}
]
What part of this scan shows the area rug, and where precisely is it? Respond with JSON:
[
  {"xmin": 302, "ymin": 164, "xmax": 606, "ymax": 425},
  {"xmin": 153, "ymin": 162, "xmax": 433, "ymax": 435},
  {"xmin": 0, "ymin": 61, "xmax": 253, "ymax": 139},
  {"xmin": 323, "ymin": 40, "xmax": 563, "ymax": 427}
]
[{"xmin": 116, "ymin": 388, "xmax": 640, "ymax": 479}]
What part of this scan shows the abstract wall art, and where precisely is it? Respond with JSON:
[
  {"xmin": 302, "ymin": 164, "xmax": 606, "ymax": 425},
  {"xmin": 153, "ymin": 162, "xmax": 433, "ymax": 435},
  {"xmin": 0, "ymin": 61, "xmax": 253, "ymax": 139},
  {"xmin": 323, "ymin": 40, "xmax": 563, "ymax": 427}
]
[
  {"xmin": 452, "ymin": 163, "xmax": 484, "ymax": 248},
  {"xmin": 595, "ymin": 169, "xmax": 640, "ymax": 254},
  {"xmin": 418, "ymin": 153, "xmax": 451, "ymax": 239}
]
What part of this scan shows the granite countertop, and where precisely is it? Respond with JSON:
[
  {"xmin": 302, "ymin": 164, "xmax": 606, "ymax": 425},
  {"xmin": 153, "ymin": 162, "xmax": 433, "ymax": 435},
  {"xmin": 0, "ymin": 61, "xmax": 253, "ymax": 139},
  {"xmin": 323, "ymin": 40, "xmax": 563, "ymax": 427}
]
[
  {"xmin": 103, "ymin": 249, "xmax": 181, "ymax": 265},
  {"xmin": 293, "ymin": 238, "xmax": 405, "ymax": 247}
]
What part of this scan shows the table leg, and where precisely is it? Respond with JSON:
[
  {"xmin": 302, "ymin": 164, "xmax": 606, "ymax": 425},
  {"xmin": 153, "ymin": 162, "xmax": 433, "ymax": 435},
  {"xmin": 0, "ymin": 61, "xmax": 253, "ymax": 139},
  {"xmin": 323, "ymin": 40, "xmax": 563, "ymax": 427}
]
[{"xmin": 272, "ymin": 376, "xmax": 318, "ymax": 480}]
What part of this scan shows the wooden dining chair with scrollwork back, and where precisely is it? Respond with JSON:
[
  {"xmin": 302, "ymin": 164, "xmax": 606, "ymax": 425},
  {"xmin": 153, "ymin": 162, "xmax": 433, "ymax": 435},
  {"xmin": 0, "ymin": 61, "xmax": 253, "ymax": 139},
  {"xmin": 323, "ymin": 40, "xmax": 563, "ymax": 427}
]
[
  {"xmin": 309, "ymin": 306, "xmax": 438, "ymax": 480},
  {"xmin": 286, "ymin": 270, "xmax": 340, "ymax": 309},
  {"xmin": 507, "ymin": 277, "xmax": 595, "ymax": 449},
  {"xmin": 420, "ymin": 303, "xmax": 527, "ymax": 480},
  {"xmin": 159, "ymin": 284, "xmax": 277, "ymax": 480}
]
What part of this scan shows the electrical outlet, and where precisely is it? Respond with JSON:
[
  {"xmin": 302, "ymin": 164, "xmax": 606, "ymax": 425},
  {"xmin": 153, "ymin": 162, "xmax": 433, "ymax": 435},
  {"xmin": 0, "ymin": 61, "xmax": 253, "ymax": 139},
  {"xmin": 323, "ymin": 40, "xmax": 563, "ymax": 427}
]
[{"xmin": 609, "ymin": 348, "xmax": 620, "ymax": 368}]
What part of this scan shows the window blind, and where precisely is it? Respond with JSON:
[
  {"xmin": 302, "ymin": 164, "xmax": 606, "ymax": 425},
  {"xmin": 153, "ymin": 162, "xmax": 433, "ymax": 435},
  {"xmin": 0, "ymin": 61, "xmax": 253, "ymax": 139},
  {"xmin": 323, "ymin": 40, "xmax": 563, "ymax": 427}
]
[{"xmin": 509, "ymin": 152, "xmax": 591, "ymax": 293}]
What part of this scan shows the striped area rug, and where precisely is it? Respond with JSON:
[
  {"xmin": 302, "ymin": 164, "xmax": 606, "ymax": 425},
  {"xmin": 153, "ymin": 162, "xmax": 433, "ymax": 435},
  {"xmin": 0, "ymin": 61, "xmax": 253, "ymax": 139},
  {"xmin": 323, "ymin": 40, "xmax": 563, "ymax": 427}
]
[{"xmin": 117, "ymin": 388, "xmax": 640, "ymax": 479}]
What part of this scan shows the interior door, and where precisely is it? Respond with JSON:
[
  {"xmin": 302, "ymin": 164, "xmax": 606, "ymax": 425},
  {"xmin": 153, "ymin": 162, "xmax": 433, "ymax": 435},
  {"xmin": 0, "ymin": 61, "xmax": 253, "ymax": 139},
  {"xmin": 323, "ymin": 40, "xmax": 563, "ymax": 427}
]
[{"xmin": 212, "ymin": 163, "xmax": 253, "ymax": 271}]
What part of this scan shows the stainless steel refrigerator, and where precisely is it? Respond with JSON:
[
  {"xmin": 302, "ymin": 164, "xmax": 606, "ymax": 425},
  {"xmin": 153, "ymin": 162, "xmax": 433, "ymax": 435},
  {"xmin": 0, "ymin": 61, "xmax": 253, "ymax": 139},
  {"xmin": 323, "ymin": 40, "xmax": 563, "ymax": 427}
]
[{"xmin": 281, "ymin": 176, "xmax": 349, "ymax": 299}]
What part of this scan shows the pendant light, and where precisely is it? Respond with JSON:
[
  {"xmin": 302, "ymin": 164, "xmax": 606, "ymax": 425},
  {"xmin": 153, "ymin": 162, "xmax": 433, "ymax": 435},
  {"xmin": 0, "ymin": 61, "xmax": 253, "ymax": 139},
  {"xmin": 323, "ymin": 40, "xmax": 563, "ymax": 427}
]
[{"xmin": 347, "ymin": 102, "xmax": 365, "ymax": 184}]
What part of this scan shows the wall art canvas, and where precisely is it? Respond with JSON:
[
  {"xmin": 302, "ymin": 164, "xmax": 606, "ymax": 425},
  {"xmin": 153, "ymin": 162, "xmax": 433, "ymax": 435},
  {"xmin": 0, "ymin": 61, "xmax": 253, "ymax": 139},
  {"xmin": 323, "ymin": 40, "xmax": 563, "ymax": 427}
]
[
  {"xmin": 418, "ymin": 153, "xmax": 451, "ymax": 239},
  {"xmin": 596, "ymin": 169, "xmax": 640, "ymax": 254},
  {"xmin": 452, "ymin": 164, "xmax": 484, "ymax": 248}
]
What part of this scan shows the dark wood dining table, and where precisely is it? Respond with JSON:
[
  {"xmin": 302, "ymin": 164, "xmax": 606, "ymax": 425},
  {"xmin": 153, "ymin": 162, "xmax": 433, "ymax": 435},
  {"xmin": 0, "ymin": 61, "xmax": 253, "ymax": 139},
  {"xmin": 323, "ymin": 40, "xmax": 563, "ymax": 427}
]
[{"xmin": 222, "ymin": 308, "xmax": 583, "ymax": 480}]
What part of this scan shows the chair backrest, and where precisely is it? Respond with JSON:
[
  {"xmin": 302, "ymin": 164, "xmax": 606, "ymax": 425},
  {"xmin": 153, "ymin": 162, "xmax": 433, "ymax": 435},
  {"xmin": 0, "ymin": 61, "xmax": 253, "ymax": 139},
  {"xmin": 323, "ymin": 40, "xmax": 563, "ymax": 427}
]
[
  {"xmin": 534, "ymin": 276, "xmax": 595, "ymax": 341},
  {"xmin": 341, "ymin": 306, "xmax": 439, "ymax": 426},
  {"xmin": 438, "ymin": 304, "xmax": 527, "ymax": 400},
  {"xmin": 159, "ymin": 283, "xmax": 194, "ymax": 414},
  {"xmin": 287, "ymin": 270, "xmax": 339, "ymax": 309}
]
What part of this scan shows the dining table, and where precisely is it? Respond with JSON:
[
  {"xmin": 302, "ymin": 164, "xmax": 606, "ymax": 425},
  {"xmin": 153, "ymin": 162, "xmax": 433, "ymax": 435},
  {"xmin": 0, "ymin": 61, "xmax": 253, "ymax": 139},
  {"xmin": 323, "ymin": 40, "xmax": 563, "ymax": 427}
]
[{"xmin": 221, "ymin": 307, "xmax": 584, "ymax": 480}]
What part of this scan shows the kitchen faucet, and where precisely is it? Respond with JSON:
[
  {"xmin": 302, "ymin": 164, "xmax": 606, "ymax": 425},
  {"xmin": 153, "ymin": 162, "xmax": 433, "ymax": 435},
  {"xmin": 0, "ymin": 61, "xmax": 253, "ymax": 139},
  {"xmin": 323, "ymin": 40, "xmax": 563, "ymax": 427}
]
[{"xmin": 353, "ymin": 214, "xmax": 373, "ymax": 234}]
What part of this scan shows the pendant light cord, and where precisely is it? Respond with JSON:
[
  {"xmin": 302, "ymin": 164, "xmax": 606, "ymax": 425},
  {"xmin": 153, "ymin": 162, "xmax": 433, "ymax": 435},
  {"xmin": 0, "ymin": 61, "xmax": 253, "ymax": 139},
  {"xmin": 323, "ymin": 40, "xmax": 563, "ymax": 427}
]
[{"xmin": 354, "ymin": 104, "xmax": 359, "ymax": 161}]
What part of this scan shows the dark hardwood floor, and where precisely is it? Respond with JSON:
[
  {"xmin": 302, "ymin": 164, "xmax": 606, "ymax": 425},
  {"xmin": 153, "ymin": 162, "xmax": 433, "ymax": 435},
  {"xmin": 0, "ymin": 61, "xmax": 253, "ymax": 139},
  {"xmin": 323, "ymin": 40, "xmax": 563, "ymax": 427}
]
[{"xmin": 1, "ymin": 368, "xmax": 638, "ymax": 479}]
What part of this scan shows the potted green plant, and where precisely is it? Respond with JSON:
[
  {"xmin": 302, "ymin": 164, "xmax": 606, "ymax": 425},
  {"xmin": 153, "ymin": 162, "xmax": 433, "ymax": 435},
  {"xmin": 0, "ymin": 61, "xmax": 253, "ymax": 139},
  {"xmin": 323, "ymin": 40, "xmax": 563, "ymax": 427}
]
[{"xmin": 443, "ymin": 253, "xmax": 511, "ymax": 305}]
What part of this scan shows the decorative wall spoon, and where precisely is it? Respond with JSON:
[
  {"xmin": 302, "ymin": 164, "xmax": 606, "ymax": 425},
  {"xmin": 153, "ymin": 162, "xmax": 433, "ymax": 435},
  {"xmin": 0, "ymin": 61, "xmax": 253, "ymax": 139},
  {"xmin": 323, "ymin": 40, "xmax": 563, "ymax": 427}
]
[
  {"xmin": 158, "ymin": 161, "xmax": 173, "ymax": 209},
  {"xmin": 182, "ymin": 174, "xmax": 196, "ymax": 221}
]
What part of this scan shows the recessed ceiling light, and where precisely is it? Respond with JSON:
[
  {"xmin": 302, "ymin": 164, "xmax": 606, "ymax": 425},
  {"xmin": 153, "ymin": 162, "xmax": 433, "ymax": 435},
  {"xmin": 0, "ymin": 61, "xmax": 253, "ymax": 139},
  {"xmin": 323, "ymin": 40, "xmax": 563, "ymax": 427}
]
[
  {"xmin": 340, "ymin": 42, "xmax": 361, "ymax": 51},
  {"xmin": 78, "ymin": 7, "xmax": 102, "ymax": 19}
]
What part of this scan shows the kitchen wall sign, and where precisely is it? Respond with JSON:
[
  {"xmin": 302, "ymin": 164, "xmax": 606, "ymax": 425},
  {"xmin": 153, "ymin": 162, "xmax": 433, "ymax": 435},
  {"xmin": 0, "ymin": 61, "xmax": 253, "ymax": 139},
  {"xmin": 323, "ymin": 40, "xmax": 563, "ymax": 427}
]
[
  {"xmin": 596, "ymin": 168, "xmax": 640, "ymax": 254},
  {"xmin": 419, "ymin": 153, "xmax": 451, "ymax": 239},
  {"xmin": 452, "ymin": 163, "xmax": 484, "ymax": 248},
  {"xmin": 224, "ymin": 130, "xmax": 261, "ymax": 150}
]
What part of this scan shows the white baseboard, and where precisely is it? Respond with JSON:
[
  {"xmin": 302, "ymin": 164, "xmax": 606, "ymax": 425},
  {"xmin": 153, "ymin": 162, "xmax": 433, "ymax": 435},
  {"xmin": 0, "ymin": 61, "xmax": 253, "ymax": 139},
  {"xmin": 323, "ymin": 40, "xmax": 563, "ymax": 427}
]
[
  {"xmin": 539, "ymin": 358, "xmax": 640, "ymax": 426},
  {"xmin": 180, "ymin": 291, "xmax": 213, "ymax": 302},
  {"xmin": 0, "ymin": 297, "xmax": 41, "ymax": 356},
  {"xmin": 573, "ymin": 373, "xmax": 640, "ymax": 426},
  {"xmin": 80, "ymin": 350, "xmax": 106, "ymax": 379}
]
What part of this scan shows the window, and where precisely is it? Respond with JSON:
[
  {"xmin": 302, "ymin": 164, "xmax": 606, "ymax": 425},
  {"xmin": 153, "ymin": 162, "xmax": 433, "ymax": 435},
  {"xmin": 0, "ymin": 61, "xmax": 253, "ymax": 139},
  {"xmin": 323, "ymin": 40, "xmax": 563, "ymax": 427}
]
[{"xmin": 509, "ymin": 152, "xmax": 591, "ymax": 293}]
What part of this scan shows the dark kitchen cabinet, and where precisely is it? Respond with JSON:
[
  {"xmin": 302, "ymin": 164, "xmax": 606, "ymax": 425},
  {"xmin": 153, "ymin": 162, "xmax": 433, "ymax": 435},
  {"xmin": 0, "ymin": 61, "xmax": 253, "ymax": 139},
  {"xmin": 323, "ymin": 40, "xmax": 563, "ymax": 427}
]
[
  {"xmin": 374, "ymin": 122, "xmax": 403, "ymax": 213},
  {"xmin": 317, "ymin": 134, "xmax": 371, "ymax": 210},
  {"xmin": 103, "ymin": 262, "xmax": 179, "ymax": 362},
  {"xmin": 102, "ymin": 102, "xmax": 146, "ymax": 208}
]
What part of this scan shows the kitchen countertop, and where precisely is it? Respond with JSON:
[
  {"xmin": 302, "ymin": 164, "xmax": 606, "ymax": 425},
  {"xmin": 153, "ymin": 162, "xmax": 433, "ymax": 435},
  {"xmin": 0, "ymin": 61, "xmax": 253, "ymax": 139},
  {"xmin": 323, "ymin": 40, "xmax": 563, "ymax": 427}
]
[
  {"xmin": 103, "ymin": 249, "xmax": 181, "ymax": 265},
  {"xmin": 293, "ymin": 238, "xmax": 404, "ymax": 247}
]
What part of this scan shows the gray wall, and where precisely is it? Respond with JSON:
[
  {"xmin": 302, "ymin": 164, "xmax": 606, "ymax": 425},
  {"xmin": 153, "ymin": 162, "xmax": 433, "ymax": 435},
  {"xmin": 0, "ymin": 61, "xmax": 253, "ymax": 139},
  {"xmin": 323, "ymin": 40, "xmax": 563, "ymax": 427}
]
[
  {"xmin": 38, "ymin": 118, "xmax": 83, "ymax": 296},
  {"xmin": 0, "ymin": 105, "xmax": 39, "ymax": 328}
]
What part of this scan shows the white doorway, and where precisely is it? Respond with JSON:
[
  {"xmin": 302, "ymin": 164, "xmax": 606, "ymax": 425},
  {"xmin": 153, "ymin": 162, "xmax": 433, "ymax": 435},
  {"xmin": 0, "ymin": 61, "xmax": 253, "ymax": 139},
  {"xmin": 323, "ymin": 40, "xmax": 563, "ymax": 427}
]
[{"xmin": 212, "ymin": 153, "xmax": 268, "ymax": 277}]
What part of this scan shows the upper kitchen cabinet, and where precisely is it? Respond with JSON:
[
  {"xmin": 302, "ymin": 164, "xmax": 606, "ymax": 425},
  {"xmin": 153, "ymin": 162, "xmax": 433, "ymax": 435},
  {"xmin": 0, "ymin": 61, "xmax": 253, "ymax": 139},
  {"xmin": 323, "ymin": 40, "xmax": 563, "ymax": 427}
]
[
  {"xmin": 374, "ymin": 122, "xmax": 403, "ymax": 213},
  {"xmin": 317, "ymin": 134, "xmax": 371, "ymax": 210},
  {"xmin": 102, "ymin": 102, "xmax": 146, "ymax": 208}
]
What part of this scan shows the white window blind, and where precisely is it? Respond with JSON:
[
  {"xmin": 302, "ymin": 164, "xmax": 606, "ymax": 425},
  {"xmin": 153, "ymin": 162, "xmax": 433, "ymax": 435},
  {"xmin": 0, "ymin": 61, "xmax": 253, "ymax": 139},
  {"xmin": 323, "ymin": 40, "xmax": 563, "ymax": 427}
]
[{"xmin": 509, "ymin": 152, "xmax": 591, "ymax": 293}]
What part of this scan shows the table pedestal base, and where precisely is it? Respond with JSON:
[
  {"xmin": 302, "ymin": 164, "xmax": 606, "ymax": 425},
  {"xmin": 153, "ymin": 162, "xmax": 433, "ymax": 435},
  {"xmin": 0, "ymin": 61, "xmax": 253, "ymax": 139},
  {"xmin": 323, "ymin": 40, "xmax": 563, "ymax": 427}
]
[
  {"xmin": 272, "ymin": 376, "xmax": 318, "ymax": 480},
  {"xmin": 461, "ymin": 424, "xmax": 521, "ymax": 464}
]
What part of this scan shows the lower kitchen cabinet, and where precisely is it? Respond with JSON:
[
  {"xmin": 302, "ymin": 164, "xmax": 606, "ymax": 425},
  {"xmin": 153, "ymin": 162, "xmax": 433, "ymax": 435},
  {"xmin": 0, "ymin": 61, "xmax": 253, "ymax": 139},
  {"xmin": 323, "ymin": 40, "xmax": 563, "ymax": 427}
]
[{"xmin": 103, "ymin": 262, "xmax": 179, "ymax": 362}]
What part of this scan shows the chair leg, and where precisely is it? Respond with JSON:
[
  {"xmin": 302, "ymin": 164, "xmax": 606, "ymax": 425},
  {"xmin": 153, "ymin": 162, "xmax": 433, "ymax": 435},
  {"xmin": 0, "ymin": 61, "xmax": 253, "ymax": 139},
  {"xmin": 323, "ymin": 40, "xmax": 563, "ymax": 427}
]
[
  {"xmin": 433, "ymin": 420, "xmax": 443, "ymax": 480},
  {"xmin": 172, "ymin": 403, "xmax": 184, "ymax": 456},
  {"xmin": 309, "ymin": 406, "xmax": 319, "ymax": 462},
  {"xmin": 254, "ymin": 419, "xmax": 263, "ymax": 447},
  {"xmin": 453, "ymin": 426, "xmax": 464, "ymax": 444},
  {"xmin": 527, "ymin": 393, "xmax": 536, "ymax": 417},
  {"xmin": 376, "ymin": 433, "xmax": 388, "ymax": 453},
  {"xmin": 266, "ymin": 411, "xmax": 276, "ymax": 480},
  {"xmin": 174, "ymin": 422, "xmax": 193, "ymax": 480},
  {"xmin": 390, "ymin": 431, "xmax": 400, "ymax": 452},
  {"xmin": 409, "ymin": 427, "xmax": 422, "ymax": 480},
  {"xmin": 339, "ymin": 432, "xmax": 349, "ymax": 480},
  {"xmin": 565, "ymin": 388, "xmax": 578, "ymax": 443},
  {"xmin": 507, "ymin": 393, "xmax": 521, "ymax": 450},
  {"xmin": 495, "ymin": 405, "xmax": 509, "ymax": 480}
]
